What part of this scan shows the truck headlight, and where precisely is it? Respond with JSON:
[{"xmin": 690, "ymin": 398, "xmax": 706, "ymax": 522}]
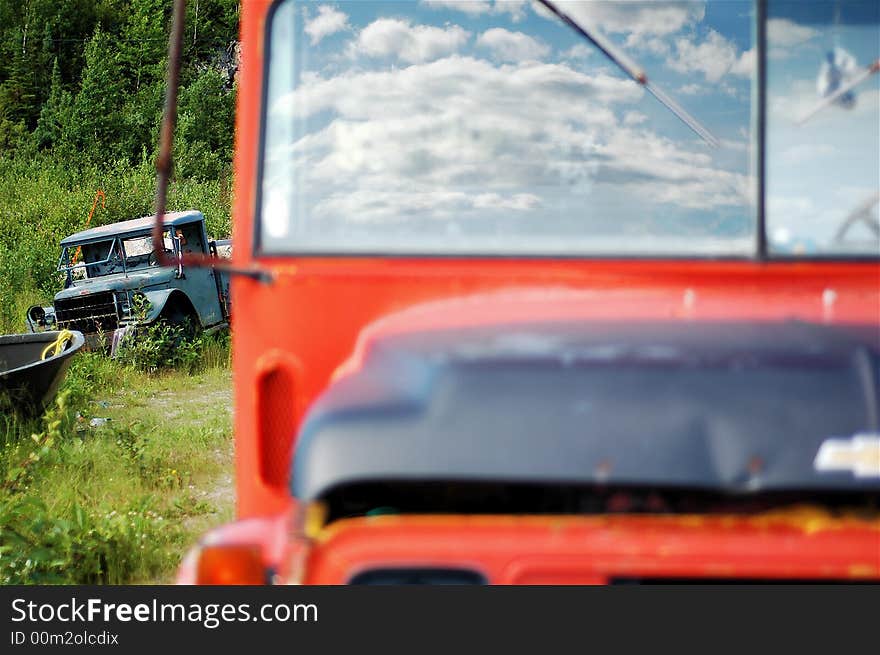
[
  {"xmin": 27, "ymin": 305, "xmax": 55, "ymax": 330},
  {"xmin": 28, "ymin": 306, "xmax": 45, "ymax": 326}
]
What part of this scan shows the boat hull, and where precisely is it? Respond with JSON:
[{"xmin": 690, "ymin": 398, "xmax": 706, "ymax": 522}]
[{"xmin": 0, "ymin": 331, "xmax": 85, "ymax": 416}]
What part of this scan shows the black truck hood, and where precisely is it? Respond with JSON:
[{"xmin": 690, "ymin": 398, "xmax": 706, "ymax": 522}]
[{"xmin": 292, "ymin": 320, "xmax": 880, "ymax": 501}]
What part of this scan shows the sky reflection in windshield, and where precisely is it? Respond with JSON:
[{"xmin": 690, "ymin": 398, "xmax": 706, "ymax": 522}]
[{"xmin": 261, "ymin": 0, "xmax": 757, "ymax": 255}]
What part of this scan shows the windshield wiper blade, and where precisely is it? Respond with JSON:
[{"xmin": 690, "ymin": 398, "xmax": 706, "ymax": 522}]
[
  {"xmin": 834, "ymin": 191, "xmax": 880, "ymax": 243},
  {"xmin": 537, "ymin": 0, "xmax": 720, "ymax": 147},
  {"xmin": 797, "ymin": 58, "xmax": 880, "ymax": 126}
]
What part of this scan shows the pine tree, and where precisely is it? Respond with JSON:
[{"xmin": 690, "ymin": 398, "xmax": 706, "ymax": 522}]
[
  {"xmin": 33, "ymin": 58, "xmax": 73, "ymax": 150},
  {"xmin": 118, "ymin": 0, "xmax": 169, "ymax": 94},
  {"xmin": 175, "ymin": 67, "xmax": 235, "ymax": 180},
  {"xmin": 69, "ymin": 25, "xmax": 126, "ymax": 162},
  {"xmin": 0, "ymin": 30, "xmax": 38, "ymax": 127}
]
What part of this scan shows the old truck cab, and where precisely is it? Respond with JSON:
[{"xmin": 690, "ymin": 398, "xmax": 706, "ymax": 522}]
[
  {"xmin": 27, "ymin": 210, "xmax": 231, "ymax": 350},
  {"xmin": 181, "ymin": 0, "xmax": 879, "ymax": 584}
]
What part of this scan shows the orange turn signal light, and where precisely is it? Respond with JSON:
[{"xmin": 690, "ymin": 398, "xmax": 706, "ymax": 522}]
[{"xmin": 196, "ymin": 544, "xmax": 268, "ymax": 585}]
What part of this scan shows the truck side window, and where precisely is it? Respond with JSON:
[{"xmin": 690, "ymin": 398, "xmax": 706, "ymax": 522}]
[{"xmin": 177, "ymin": 224, "xmax": 203, "ymax": 255}]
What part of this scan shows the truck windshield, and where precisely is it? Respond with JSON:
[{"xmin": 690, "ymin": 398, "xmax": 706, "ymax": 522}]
[
  {"xmin": 766, "ymin": 0, "xmax": 879, "ymax": 256},
  {"xmin": 60, "ymin": 230, "xmax": 174, "ymax": 278},
  {"xmin": 259, "ymin": 0, "xmax": 756, "ymax": 256},
  {"xmin": 59, "ymin": 239, "xmax": 118, "ymax": 279},
  {"xmin": 121, "ymin": 232, "xmax": 174, "ymax": 270}
]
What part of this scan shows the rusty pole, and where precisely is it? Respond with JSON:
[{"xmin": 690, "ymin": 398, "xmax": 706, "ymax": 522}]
[
  {"xmin": 153, "ymin": 0, "xmax": 187, "ymax": 268},
  {"xmin": 152, "ymin": 0, "xmax": 270, "ymax": 282}
]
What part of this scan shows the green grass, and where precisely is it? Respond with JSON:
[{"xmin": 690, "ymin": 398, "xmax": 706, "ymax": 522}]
[{"xmin": 0, "ymin": 347, "xmax": 234, "ymax": 584}]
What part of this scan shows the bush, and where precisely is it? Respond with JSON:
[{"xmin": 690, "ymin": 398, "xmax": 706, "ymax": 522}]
[
  {"xmin": 116, "ymin": 320, "xmax": 204, "ymax": 374},
  {"xmin": 0, "ymin": 496, "xmax": 178, "ymax": 584}
]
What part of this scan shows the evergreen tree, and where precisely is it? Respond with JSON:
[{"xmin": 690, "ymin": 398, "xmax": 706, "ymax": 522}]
[
  {"xmin": 176, "ymin": 67, "xmax": 235, "ymax": 180},
  {"xmin": 118, "ymin": 0, "xmax": 169, "ymax": 94},
  {"xmin": 0, "ymin": 0, "xmax": 238, "ymax": 171},
  {"xmin": 69, "ymin": 25, "xmax": 126, "ymax": 162},
  {"xmin": 33, "ymin": 59, "xmax": 73, "ymax": 150},
  {"xmin": 0, "ymin": 30, "xmax": 38, "ymax": 127}
]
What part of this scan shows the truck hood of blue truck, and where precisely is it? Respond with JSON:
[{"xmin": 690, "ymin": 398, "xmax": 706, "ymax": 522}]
[{"xmin": 54, "ymin": 268, "xmax": 177, "ymax": 301}]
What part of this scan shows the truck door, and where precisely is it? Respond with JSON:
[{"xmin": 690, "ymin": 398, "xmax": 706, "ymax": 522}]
[
  {"xmin": 176, "ymin": 222, "xmax": 225, "ymax": 327},
  {"xmin": 209, "ymin": 240, "xmax": 232, "ymax": 320}
]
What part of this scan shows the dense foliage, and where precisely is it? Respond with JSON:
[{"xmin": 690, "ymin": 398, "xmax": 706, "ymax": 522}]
[
  {"xmin": 0, "ymin": 0, "xmax": 238, "ymax": 333},
  {"xmin": 0, "ymin": 0, "xmax": 238, "ymax": 171}
]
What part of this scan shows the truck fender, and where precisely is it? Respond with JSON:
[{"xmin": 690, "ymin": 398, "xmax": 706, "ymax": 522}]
[
  {"xmin": 141, "ymin": 289, "xmax": 201, "ymax": 327},
  {"xmin": 138, "ymin": 288, "xmax": 176, "ymax": 323}
]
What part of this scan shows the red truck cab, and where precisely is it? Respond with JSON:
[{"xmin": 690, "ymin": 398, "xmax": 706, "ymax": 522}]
[{"xmin": 180, "ymin": 0, "xmax": 880, "ymax": 584}]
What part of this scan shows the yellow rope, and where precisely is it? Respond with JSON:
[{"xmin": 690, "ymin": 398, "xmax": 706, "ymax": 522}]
[{"xmin": 41, "ymin": 329, "xmax": 76, "ymax": 360}]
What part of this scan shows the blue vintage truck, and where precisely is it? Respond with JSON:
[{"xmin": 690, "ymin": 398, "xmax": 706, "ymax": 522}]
[{"xmin": 26, "ymin": 210, "xmax": 231, "ymax": 352}]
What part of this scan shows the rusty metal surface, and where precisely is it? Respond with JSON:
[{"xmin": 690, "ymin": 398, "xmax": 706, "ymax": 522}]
[{"xmin": 153, "ymin": 0, "xmax": 186, "ymax": 271}]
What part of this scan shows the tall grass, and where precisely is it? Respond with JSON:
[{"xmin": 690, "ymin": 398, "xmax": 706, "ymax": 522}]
[{"xmin": 0, "ymin": 335, "xmax": 232, "ymax": 584}]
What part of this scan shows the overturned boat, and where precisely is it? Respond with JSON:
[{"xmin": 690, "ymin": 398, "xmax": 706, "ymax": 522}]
[{"xmin": 0, "ymin": 330, "xmax": 85, "ymax": 415}]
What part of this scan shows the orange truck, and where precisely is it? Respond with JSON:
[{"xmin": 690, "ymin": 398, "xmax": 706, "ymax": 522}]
[{"xmin": 178, "ymin": 0, "xmax": 880, "ymax": 584}]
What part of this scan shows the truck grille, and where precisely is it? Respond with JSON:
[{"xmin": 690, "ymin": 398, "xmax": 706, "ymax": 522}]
[{"xmin": 55, "ymin": 291, "xmax": 119, "ymax": 334}]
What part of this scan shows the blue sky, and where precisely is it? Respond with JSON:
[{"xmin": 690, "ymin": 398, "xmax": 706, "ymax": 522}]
[{"xmin": 259, "ymin": 1, "xmax": 877, "ymax": 256}]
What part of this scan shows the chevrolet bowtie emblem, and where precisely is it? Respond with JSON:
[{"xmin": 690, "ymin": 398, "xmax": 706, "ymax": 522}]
[{"xmin": 814, "ymin": 434, "xmax": 880, "ymax": 478}]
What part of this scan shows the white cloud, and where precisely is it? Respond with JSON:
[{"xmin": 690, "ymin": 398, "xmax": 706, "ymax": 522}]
[
  {"xmin": 541, "ymin": 1, "xmax": 705, "ymax": 42},
  {"xmin": 494, "ymin": 1, "xmax": 530, "ymax": 22},
  {"xmin": 423, "ymin": 0, "xmax": 529, "ymax": 21},
  {"xmin": 268, "ymin": 54, "xmax": 747, "ymax": 229},
  {"xmin": 766, "ymin": 19, "xmax": 820, "ymax": 60},
  {"xmin": 304, "ymin": 5, "xmax": 349, "ymax": 45},
  {"xmin": 719, "ymin": 137, "xmax": 749, "ymax": 153},
  {"xmin": 474, "ymin": 192, "xmax": 541, "ymax": 210},
  {"xmin": 767, "ymin": 18, "xmax": 819, "ymax": 48},
  {"xmin": 622, "ymin": 111, "xmax": 647, "ymax": 126},
  {"xmin": 667, "ymin": 30, "xmax": 740, "ymax": 83},
  {"xmin": 634, "ymin": 36, "xmax": 674, "ymax": 56},
  {"xmin": 477, "ymin": 28, "xmax": 550, "ymax": 62},
  {"xmin": 422, "ymin": 0, "xmax": 492, "ymax": 16},
  {"xmin": 729, "ymin": 47, "xmax": 754, "ymax": 77},
  {"xmin": 562, "ymin": 43, "xmax": 593, "ymax": 60},
  {"xmin": 590, "ymin": 127, "xmax": 747, "ymax": 210},
  {"xmin": 678, "ymin": 83, "xmax": 704, "ymax": 96},
  {"xmin": 279, "ymin": 56, "xmax": 642, "ymax": 123},
  {"xmin": 350, "ymin": 18, "xmax": 470, "ymax": 63}
]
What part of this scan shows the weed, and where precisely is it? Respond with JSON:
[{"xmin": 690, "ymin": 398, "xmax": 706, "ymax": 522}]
[
  {"xmin": 114, "ymin": 295, "xmax": 227, "ymax": 374},
  {"xmin": 2, "ymin": 390, "xmax": 69, "ymax": 493},
  {"xmin": 116, "ymin": 320, "xmax": 203, "ymax": 374}
]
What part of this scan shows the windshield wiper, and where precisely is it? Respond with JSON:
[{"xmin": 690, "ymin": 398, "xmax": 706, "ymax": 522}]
[
  {"xmin": 797, "ymin": 58, "xmax": 880, "ymax": 126},
  {"xmin": 537, "ymin": 0, "xmax": 720, "ymax": 148},
  {"xmin": 834, "ymin": 191, "xmax": 880, "ymax": 244}
]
